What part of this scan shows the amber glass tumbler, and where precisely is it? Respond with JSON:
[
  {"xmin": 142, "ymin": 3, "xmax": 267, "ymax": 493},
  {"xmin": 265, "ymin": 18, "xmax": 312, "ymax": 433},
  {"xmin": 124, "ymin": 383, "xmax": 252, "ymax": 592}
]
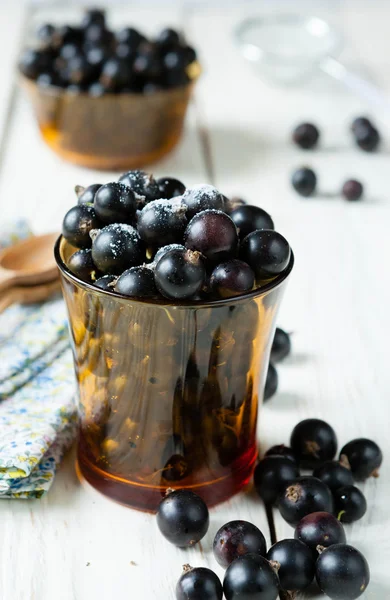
[{"xmin": 55, "ymin": 237, "xmax": 293, "ymax": 511}]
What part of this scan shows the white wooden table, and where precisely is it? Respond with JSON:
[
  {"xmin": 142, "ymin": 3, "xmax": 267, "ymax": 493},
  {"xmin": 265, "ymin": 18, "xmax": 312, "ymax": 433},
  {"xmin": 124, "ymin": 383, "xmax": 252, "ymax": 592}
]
[{"xmin": 1, "ymin": 2, "xmax": 389, "ymax": 598}]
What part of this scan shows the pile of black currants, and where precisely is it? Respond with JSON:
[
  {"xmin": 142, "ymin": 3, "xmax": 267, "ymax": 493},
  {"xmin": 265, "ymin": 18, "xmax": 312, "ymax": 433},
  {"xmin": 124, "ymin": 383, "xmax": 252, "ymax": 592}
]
[
  {"xmin": 19, "ymin": 9, "xmax": 198, "ymax": 95},
  {"xmin": 155, "ymin": 419, "xmax": 382, "ymax": 599},
  {"xmin": 61, "ymin": 171, "xmax": 292, "ymax": 302}
]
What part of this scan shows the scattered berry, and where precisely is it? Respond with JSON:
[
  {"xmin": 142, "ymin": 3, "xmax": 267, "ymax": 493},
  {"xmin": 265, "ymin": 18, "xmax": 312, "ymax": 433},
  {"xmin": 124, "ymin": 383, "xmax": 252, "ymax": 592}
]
[
  {"xmin": 354, "ymin": 125, "xmax": 380, "ymax": 152},
  {"xmin": 267, "ymin": 539, "xmax": 315, "ymax": 591},
  {"xmin": 91, "ymin": 223, "xmax": 144, "ymax": 274},
  {"xmin": 154, "ymin": 248, "xmax": 205, "ymax": 300},
  {"xmin": 316, "ymin": 544, "xmax": 370, "ymax": 599},
  {"xmin": 351, "ymin": 116, "xmax": 373, "ymax": 132},
  {"xmin": 264, "ymin": 445, "xmax": 297, "ymax": 464},
  {"xmin": 156, "ymin": 489, "xmax": 209, "ymax": 547},
  {"xmin": 292, "ymin": 122, "xmax": 320, "ymax": 149},
  {"xmin": 240, "ymin": 230, "xmax": 291, "ymax": 280},
  {"xmin": 182, "ymin": 185, "xmax": 225, "ymax": 218},
  {"xmin": 295, "ymin": 511, "xmax": 346, "ymax": 554},
  {"xmin": 334, "ymin": 485, "xmax": 367, "ymax": 523},
  {"xmin": 230, "ymin": 205, "xmax": 274, "ymax": 240},
  {"xmin": 94, "ymin": 182, "xmax": 138, "ymax": 224},
  {"xmin": 67, "ymin": 249, "xmax": 99, "ymax": 282},
  {"xmin": 210, "ymin": 259, "xmax": 254, "ymax": 298},
  {"xmin": 254, "ymin": 456, "xmax": 299, "ymax": 505},
  {"xmin": 76, "ymin": 183, "xmax": 103, "ymax": 205},
  {"xmin": 223, "ymin": 554, "xmax": 280, "ymax": 600},
  {"xmin": 184, "ymin": 210, "xmax": 238, "ymax": 263},
  {"xmin": 176, "ymin": 565, "xmax": 223, "ymax": 600},
  {"xmin": 157, "ymin": 177, "xmax": 186, "ymax": 199},
  {"xmin": 291, "ymin": 167, "xmax": 317, "ymax": 197},
  {"xmin": 342, "ymin": 179, "xmax": 364, "ymax": 201},
  {"xmin": 264, "ymin": 363, "xmax": 278, "ymax": 401},
  {"xmin": 339, "ymin": 438, "xmax": 382, "ymax": 480},
  {"xmin": 313, "ymin": 460, "xmax": 354, "ymax": 492},
  {"xmin": 137, "ymin": 199, "xmax": 187, "ymax": 247},
  {"xmin": 115, "ymin": 266, "xmax": 157, "ymax": 298},
  {"xmin": 279, "ymin": 477, "xmax": 334, "ymax": 525},
  {"xmin": 290, "ymin": 418, "xmax": 338, "ymax": 468},
  {"xmin": 270, "ymin": 327, "xmax": 291, "ymax": 362},
  {"xmin": 62, "ymin": 204, "xmax": 102, "ymax": 248},
  {"xmin": 213, "ymin": 521, "xmax": 266, "ymax": 568}
]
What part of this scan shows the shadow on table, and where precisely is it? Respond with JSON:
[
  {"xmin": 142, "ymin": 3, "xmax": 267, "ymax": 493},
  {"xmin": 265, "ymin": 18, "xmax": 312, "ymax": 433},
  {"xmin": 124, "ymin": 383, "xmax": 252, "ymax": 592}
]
[{"xmin": 203, "ymin": 124, "xmax": 268, "ymax": 174}]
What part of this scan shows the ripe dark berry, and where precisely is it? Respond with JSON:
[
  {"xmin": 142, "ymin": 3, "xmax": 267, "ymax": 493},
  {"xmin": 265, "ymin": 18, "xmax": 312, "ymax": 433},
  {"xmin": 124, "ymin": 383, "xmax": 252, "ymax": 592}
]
[
  {"xmin": 94, "ymin": 182, "xmax": 137, "ymax": 224},
  {"xmin": 37, "ymin": 23, "xmax": 55, "ymax": 47},
  {"xmin": 88, "ymin": 82, "xmax": 106, "ymax": 97},
  {"xmin": 116, "ymin": 27, "xmax": 145, "ymax": 49},
  {"xmin": 240, "ymin": 230, "xmax": 291, "ymax": 280},
  {"xmin": 76, "ymin": 183, "xmax": 103, "ymax": 205},
  {"xmin": 81, "ymin": 9, "xmax": 106, "ymax": 29},
  {"xmin": 62, "ymin": 204, "xmax": 102, "ymax": 248},
  {"xmin": 210, "ymin": 259, "xmax": 254, "ymax": 298},
  {"xmin": 137, "ymin": 199, "xmax": 187, "ymax": 247},
  {"xmin": 59, "ymin": 42, "xmax": 82, "ymax": 61},
  {"xmin": 154, "ymin": 243, "xmax": 185, "ymax": 264},
  {"xmin": 176, "ymin": 566, "xmax": 223, "ymax": 600},
  {"xmin": 115, "ymin": 266, "xmax": 157, "ymax": 298},
  {"xmin": 66, "ymin": 55, "xmax": 97, "ymax": 85},
  {"xmin": 291, "ymin": 167, "xmax": 317, "ymax": 197},
  {"xmin": 334, "ymin": 485, "xmax": 367, "ymax": 523},
  {"xmin": 100, "ymin": 57, "xmax": 133, "ymax": 91},
  {"xmin": 316, "ymin": 544, "xmax": 370, "ymax": 599},
  {"xmin": 279, "ymin": 477, "xmax": 334, "ymax": 525},
  {"xmin": 156, "ymin": 176, "xmax": 186, "ymax": 199},
  {"xmin": 230, "ymin": 205, "xmax": 274, "ymax": 240},
  {"xmin": 94, "ymin": 274, "xmax": 117, "ymax": 290},
  {"xmin": 116, "ymin": 43, "xmax": 136, "ymax": 60},
  {"xmin": 339, "ymin": 438, "xmax": 382, "ymax": 480},
  {"xmin": 355, "ymin": 125, "xmax": 380, "ymax": 151},
  {"xmin": 84, "ymin": 24, "xmax": 114, "ymax": 48},
  {"xmin": 292, "ymin": 122, "xmax": 320, "ymax": 149},
  {"xmin": 290, "ymin": 418, "xmax": 338, "ymax": 468},
  {"xmin": 351, "ymin": 116, "xmax": 373, "ymax": 132},
  {"xmin": 182, "ymin": 185, "xmax": 225, "ymax": 218},
  {"xmin": 213, "ymin": 521, "xmax": 266, "ymax": 568},
  {"xmin": 19, "ymin": 49, "xmax": 51, "ymax": 79},
  {"xmin": 267, "ymin": 539, "xmax": 315, "ymax": 591},
  {"xmin": 154, "ymin": 248, "xmax": 205, "ymax": 300},
  {"xmin": 342, "ymin": 179, "xmax": 364, "ymax": 201},
  {"xmin": 163, "ymin": 48, "xmax": 186, "ymax": 72},
  {"xmin": 157, "ymin": 27, "xmax": 181, "ymax": 48},
  {"xmin": 133, "ymin": 44, "xmax": 162, "ymax": 78},
  {"xmin": 254, "ymin": 456, "xmax": 299, "ymax": 505},
  {"xmin": 52, "ymin": 25, "xmax": 84, "ymax": 48},
  {"xmin": 264, "ymin": 363, "xmax": 278, "ymax": 401},
  {"xmin": 270, "ymin": 327, "xmax": 291, "ymax": 362},
  {"xmin": 156, "ymin": 489, "xmax": 209, "ymax": 547},
  {"xmin": 295, "ymin": 511, "xmax": 346, "ymax": 554},
  {"xmin": 119, "ymin": 170, "xmax": 160, "ymax": 201},
  {"xmin": 264, "ymin": 445, "xmax": 297, "ymax": 464},
  {"xmin": 68, "ymin": 249, "xmax": 99, "ymax": 282},
  {"xmin": 313, "ymin": 460, "xmax": 354, "ymax": 492},
  {"xmin": 223, "ymin": 554, "xmax": 280, "ymax": 600},
  {"xmin": 184, "ymin": 45, "xmax": 197, "ymax": 65},
  {"xmin": 91, "ymin": 223, "xmax": 144, "ymax": 275},
  {"xmin": 185, "ymin": 210, "xmax": 238, "ymax": 263},
  {"xmin": 37, "ymin": 72, "xmax": 61, "ymax": 89}
]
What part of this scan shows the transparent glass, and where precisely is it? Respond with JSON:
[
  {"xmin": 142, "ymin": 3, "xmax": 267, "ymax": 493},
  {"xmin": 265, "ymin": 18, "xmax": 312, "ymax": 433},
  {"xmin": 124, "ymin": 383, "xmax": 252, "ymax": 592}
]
[{"xmin": 56, "ymin": 237, "xmax": 294, "ymax": 511}]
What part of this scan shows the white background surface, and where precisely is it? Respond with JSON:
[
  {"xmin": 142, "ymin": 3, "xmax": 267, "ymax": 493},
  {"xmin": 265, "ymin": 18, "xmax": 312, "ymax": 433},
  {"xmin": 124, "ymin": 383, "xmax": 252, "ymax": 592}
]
[{"xmin": 0, "ymin": 1, "xmax": 390, "ymax": 598}]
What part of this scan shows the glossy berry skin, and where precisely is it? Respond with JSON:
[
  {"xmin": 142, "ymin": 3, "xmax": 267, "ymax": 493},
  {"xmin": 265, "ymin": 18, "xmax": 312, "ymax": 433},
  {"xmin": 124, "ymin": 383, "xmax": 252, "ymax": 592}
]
[
  {"xmin": 154, "ymin": 248, "xmax": 205, "ymax": 300},
  {"xmin": 264, "ymin": 363, "xmax": 278, "ymax": 401},
  {"xmin": 351, "ymin": 116, "xmax": 373, "ymax": 132},
  {"xmin": 81, "ymin": 9, "xmax": 106, "ymax": 29},
  {"xmin": 230, "ymin": 205, "xmax": 274, "ymax": 240},
  {"xmin": 116, "ymin": 27, "xmax": 145, "ymax": 48},
  {"xmin": 210, "ymin": 259, "xmax": 254, "ymax": 298},
  {"xmin": 62, "ymin": 204, "xmax": 102, "ymax": 249},
  {"xmin": 264, "ymin": 445, "xmax": 297, "ymax": 464},
  {"xmin": 68, "ymin": 249, "xmax": 99, "ymax": 282},
  {"xmin": 91, "ymin": 224, "xmax": 144, "ymax": 275},
  {"xmin": 270, "ymin": 327, "xmax": 291, "ymax": 362},
  {"xmin": 119, "ymin": 170, "xmax": 160, "ymax": 201},
  {"xmin": 156, "ymin": 489, "xmax": 209, "ymax": 547},
  {"xmin": 76, "ymin": 183, "xmax": 102, "ymax": 205},
  {"xmin": 100, "ymin": 57, "xmax": 133, "ymax": 91},
  {"xmin": 223, "ymin": 553, "xmax": 280, "ymax": 600},
  {"xmin": 342, "ymin": 179, "xmax": 364, "ymax": 201},
  {"xmin": 137, "ymin": 199, "xmax": 187, "ymax": 247},
  {"xmin": 355, "ymin": 125, "xmax": 380, "ymax": 151},
  {"xmin": 213, "ymin": 521, "xmax": 266, "ymax": 568},
  {"xmin": 19, "ymin": 49, "xmax": 51, "ymax": 79},
  {"xmin": 88, "ymin": 82, "xmax": 106, "ymax": 97},
  {"xmin": 339, "ymin": 438, "xmax": 382, "ymax": 480},
  {"xmin": 291, "ymin": 167, "xmax": 317, "ymax": 197},
  {"xmin": 334, "ymin": 485, "xmax": 367, "ymax": 523},
  {"xmin": 66, "ymin": 55, "xmax": 96, "ymax": 85},
  {"xmin": 182, "ymin": 185, "xmax": 225, "ymax": 218},
  {"xmin": 115, "ymin": 266, "xmax": 157, "ymax": 298},
  {"xmin": 156, "ymin": 176, "xmax": 186, "ymax": 198},
  {"xmin": 240, "ymin": 230, "xmax": 291, "ymax": 280},
  {"xmin": 154, "ymin": 243, "xmax": 185, "ymax": 264},
  {"xmin": 94, "ymin": 274, "xmax": 117, "ymax": 290},
  {"xmin": 157, "ymin": 27, "xmax": 181, "ymax": 48},
  {"xmin": 185, "ymin": 210, "xmax": 238, "ymax": 263},
  {"xmin": 313, "ymin": 460, "xmax": 354, "ymax": 492},
  {"xmin": 290, "ymin": 418, "xmax": 338, "ymax": 468},
  {"xmin": 94, "ymin": 182, "xmax": 137, "ymax": 224},
  {"xmin": 279, "ymin": 477, "xmax": 334, "ymax": 526},
  {"xmin": 37, "ymin": 23, "xmax": 55, "ymax": 47},
  {"xmin": 267, "ymin": 539, "xmax": 315, "ymax": 591},
  {"xmin": 316, "ymin": 544, "xmax": 370, "ymax": 599},
  {"xmin": 292, "ymin": 122, "xmax": 320, "ymax": 149},
  {"xmin": 294, "ymin": 511, "xmax": 346, "ymax": 554},
  {"xmin": 176, "ymin": 567, "xmax": 223, "ymax": 600},
  {"xmin": 254, "ymin": 456, "xmax": 299, "ymax": 505}
]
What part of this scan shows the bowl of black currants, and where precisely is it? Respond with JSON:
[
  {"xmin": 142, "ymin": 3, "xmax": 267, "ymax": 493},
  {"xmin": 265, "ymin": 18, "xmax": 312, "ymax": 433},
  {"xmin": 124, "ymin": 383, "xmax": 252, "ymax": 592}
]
[
  {"xmin": 18, "ymin": 9, "xmax": 200, "ymax": 170},
  {"xmin": 55, "ymin": 171, "xmax": 294, "ymax": 511}
]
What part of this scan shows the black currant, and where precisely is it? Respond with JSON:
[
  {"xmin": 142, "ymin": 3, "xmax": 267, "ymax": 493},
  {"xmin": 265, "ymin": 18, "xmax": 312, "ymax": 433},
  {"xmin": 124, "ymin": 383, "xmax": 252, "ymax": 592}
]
[
  {"xmin": 36, "ymin": 23, "xmax": 55, "ymax": 48},
  {"xmin": 355, "ymin": 125, "xmax": 380, "ymax": 151},
  {"xmin": 313, "ymin": 460, "xmax": 354, "ymax": 492},
  {"xmin": 76, "ymin": 183, "xmax": 103, "ymax": 205},
  {"xmin": 184, "ymin": 209, "xmax": 238, "ymax": 263},
  {"xmin": 88, "ymin": 82, "xmax": 106, "ymax": 97},
  {"xmin": 290, "ymin": 418, "xmax": 337, "ymax": 468},
  {"xmin": 119, "ymin": 170, "xmax": 160, "ymax": 201},
  {"xmin": 91, "ymin": 223, "xmax": 144, "ymax": 275},
  {"xmin": 52, "ymin": 25, "xmax": 84, "ymax": 49},
  {"xmin": 182, "ymin": 184, "xmax": 225, "ymax": 218},
  {"xmin": 81, "ymin": 8, "xmax": 106, "ymax": 29},
  {"xmin": 84, "ymin": 24, "xmax": 114, "ymax": 48},
  {"xmin": 240, "ymin": 230, "xmax": 291, "ymax": 280},
  {"xmin": 116, "ymin": 42, "xmax": 136, "ymax": 61},
  {"xmin": 68, "ymin": 249, "xmax": 99, "ymax": 282},
  {"xmin": 154, "ymin": 248, "xmax": 205, "ymax": 300},
  {"xmin": 163, "ymin": 48, "xmax": 186, "ymax": 72},
  {"xmin": 334, "ymin": 485, "xmax": 367, "ymax": 523},
  {"xmin": 137, "ymin": 199, "xmax": 187, "ymax": 247},
  {"xmin": 291, "ymin": 167, "xmax": 317, "ymax": 197},
  {"xmin": 183, "ymin": 45, "xmax": 197, "ymax": 65},
  {"xmin": 270, "ymin": 327, "xmax": 291, "ymax": 362},
  {"xmin": 94, "ymin": 274, "xmax": 117, "ymax": 290},
  {"xmin": 62, "ymin": 204, "xmax": 102, "ymax": 249},
  {"xmin": 133, "ymin": 44, "xmax": 162, "ymax": 78},
  {"xmin": 37, "ymin": 72, "xmax": 60, "ymax": 89},
  {"xmin": 339, "ymin": 438, "xmax": 382, "ymax": 480},
  {"xmin": 267, "ymin": 539, "xmax": 315, "ymax": 591},
  {"xmin": 66, "ymin": 55, "xmax": 97, "ymax": 85},
  {"xmin": 94, "ymin": 182, "xmax": 137, "ymax": 224},
  {"xmin": 342, "ymin": 179, "xmax": 364, "ymax": 201},
  {"xmin": 157, "ymin": 27, "xmax": 181, "ymax": 48},
  {"xmin": 230, "ymin": 205, "xmax": 274, "ymax": 240},
  {"xmin": 156, "ymin": 489, "xmax": 209, "ymax": 547},
  {"xmin": 264, "ymin": 363, "xmax": 278, "ymax": 401},
  {"xmin": 100, "ymin": 57, "xmax": 133, "ymax": 91},
  {"xmin": 115, "ymin": 266, "xmax": 157, "ymax": 298},
  {"xmin": 254, "ymin": 456, "xmax": 299, "ymax": 505},
  {"xmin": 116, "ymin": 27, "xmax": 145, "ymax": 49},
  {"xmin": 59, "ymin": 42, "xmax": 82, "ymax": 61},
  {"xmin": 292, "ymin": 122, "xmax": 320, "ymax": 149},
  {"xmin": 154, "ymin": 243, "xmax": 185, "ymax": 264},
  {"xmin": 210, "ymin": 259, "xmax": 254, "ymax": 298},
  {"xmin": 142, "ymin": 82, "xmax": 162, "ymax": 94},
  {"xmin": 227, "ymin": 197, "xmax": 247, "ymax": 212},
  {"xmin": 213, "ymin": 521, "xmax": 266, "ymax": 568},
  {"xmin": 157, "ymin": 176, "xmax": 186, "ymax": 199},
  {"xmin": 85, "ymin": 45, "xmax": 107, "ymax": 69},
  {"xmin": 176, "ymin": 565, "xmax": 223, "ymax": 600},
  {"xmin": 19, "ymin": 49, "xmax": 51, "ymax": 79},
  {"xmin": 294, "ymin": 511, "xmax": 346, "ymax": 554},
  {"xmin": 316, "ymin": 544, "xmax": 370, "ymax": 599},
  {"xmin": 351, "ymin": 116, "xmax": 373, "ymax": 132},
  {"xmin": 162, "ymin": 434, "xmax": 189, "ymax": 482},
  {"xmin": 264, "ymin": 445, "xmax": 297, "ymax": 464},
  {"xmin": 223, "ymin": 554, "xmax": 280, "ymax": 600},
  {"xmin": 279, "ymin": 477, "xmax": 334, "ymax": 525}
]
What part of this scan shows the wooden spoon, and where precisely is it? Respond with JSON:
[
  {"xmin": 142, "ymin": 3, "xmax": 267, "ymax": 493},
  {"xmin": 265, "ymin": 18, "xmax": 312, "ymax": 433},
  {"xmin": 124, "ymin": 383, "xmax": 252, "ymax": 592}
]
[
  {"xmin": 0, "ymin": 279, "xmax": 61, "ymax": 314},
  {"xmin": 0, "ymin": 232, "xmax": 59, "ymax": 294}
]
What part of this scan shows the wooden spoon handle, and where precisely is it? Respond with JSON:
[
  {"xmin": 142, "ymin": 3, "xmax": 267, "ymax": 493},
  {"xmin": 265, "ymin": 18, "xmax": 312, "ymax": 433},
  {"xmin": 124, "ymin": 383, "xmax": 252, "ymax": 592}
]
[
  {"xmin": 0, "ymin": 266, "xmax": 16, "ymax": 294},
  {"xmin": 0, "ymin": 280, "xmax": 61, "ymax": 314}
]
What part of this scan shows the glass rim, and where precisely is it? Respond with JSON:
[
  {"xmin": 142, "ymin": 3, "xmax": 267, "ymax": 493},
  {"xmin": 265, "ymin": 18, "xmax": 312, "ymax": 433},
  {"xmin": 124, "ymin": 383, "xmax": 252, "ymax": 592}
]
[{"xmin": 54, "ymin": 234, "xmax": 294, "ymax": 309}]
